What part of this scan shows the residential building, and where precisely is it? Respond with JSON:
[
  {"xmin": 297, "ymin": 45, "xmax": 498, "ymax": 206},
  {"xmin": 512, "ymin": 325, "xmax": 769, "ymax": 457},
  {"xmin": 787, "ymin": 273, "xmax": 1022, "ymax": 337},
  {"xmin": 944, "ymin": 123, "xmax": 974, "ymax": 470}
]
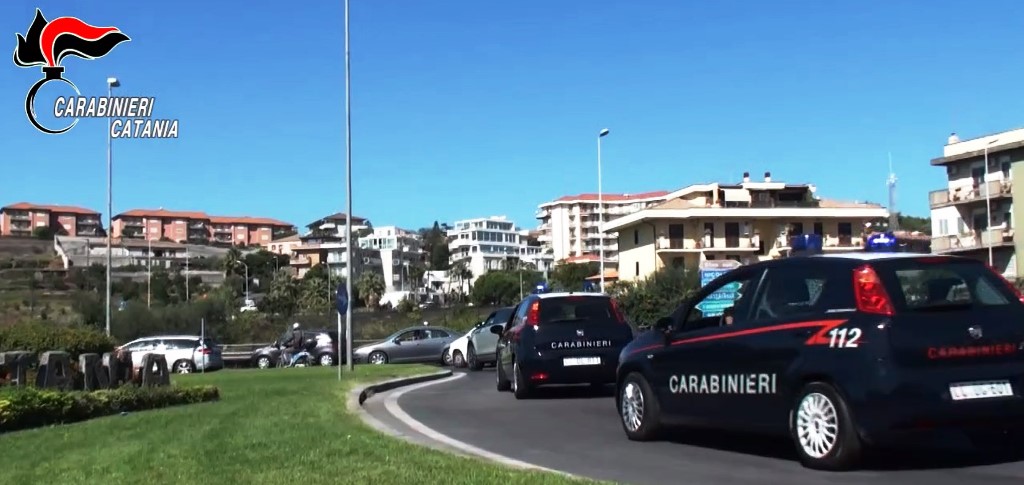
[
  {"xmin": 1, "ymin": 203, "xmax": 103, "ymax": 237},
  {"xmin": 536, "ymin": 191, "xmax": 670, "ymax": 263},
  {"xmin": 111, "ymin": 209, "xmax": 294, "ymax": 246},
  {"xmin": 358, "ymin": 226, "xmax": 424, "ymax": 293},
  {"xmin": 264, "ymin": 234, "xmax": 302, "ymax": 256},
  {"xmin": 448, "ymin": 216, "xmax": 555, "ymax": 290},
  {"xmin": 604, "ymin": 172, "xmax": 889, "ymax": 281},
  {"xmin": 290, "ymin": 213, "xmax": 371, "ymax": 279},
  {"xmin": 929, "ymin": 128, "xmax": 1024, "ymax": 277}
]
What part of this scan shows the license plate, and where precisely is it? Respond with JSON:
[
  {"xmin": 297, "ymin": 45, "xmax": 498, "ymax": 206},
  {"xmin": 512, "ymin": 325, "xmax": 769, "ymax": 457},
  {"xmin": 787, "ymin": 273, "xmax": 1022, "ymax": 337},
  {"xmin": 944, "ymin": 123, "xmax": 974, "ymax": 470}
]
[
  {"xmin": 949, "ymin": 380, "xmax": 1014, "ymax": 401},
  {"xmin": 563, "ymin": 357, "xmax": 600, "ymax": 366}
]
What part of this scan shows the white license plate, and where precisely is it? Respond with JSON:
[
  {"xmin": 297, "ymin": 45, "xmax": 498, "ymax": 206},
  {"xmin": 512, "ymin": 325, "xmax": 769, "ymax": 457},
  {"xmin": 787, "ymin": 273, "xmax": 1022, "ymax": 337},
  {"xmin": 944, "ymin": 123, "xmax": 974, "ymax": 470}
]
[
  {"xmin": 563, "ymin": 357, "xmax": 600, "ymax": 366},
  {"xmin": 949, "ymin": 380, "xmax": 1014, "ymax": 401}
]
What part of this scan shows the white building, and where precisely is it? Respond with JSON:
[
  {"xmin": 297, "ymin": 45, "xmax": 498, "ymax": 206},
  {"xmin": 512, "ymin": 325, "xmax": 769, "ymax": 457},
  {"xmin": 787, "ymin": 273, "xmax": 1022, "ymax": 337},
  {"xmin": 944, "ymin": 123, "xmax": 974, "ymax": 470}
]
[
  {"xmin": 536, "ymin": 190, "xmax": 670, "ymax": 264},
  {"xmin": 358, "ymin": 225, "xmax": 424, "ymax": 293},
  {"xmin": 929, "ymin": 128, "xmax": 1021, "ymax": 278},
  {"xmin": 448, "ymin": 216, "xmax": 555, "ymax": 290}
]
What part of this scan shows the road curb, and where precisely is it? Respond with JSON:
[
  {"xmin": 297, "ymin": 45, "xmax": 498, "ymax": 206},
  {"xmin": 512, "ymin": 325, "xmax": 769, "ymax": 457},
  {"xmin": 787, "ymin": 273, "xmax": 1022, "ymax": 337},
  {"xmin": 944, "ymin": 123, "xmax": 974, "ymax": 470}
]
[{"xmin": 345, "ymin": 369, "xmax": 454, "ymax": 432}]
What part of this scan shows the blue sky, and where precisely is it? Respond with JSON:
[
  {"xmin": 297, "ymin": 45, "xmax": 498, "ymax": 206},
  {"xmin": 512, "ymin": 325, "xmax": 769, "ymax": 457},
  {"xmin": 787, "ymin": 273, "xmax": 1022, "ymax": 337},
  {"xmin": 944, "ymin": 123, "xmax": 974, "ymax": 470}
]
[{"xmin": 3, "ymin": 0, "xmax": 1024, "ymax": 231}]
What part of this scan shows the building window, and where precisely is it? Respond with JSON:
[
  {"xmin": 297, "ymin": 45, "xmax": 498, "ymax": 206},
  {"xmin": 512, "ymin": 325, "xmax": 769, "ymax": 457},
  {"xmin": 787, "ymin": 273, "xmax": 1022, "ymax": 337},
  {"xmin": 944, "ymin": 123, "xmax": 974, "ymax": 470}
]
[
  {"xmin": 938, "ymin": 219, "xmax": 949, "ymax": 236},
  {"xmin": 634, "ymin": 262, "xmax": 639, "ymax": 276},
  {"xmin": 633, "ymin": 229, "xmax": 639, "ymax": 245}
]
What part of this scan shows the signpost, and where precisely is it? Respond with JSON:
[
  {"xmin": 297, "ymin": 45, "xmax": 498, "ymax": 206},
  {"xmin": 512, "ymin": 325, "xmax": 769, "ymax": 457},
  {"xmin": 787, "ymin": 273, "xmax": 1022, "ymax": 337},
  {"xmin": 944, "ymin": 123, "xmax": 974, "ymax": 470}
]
[{"xmin": 697, "ymin": 259, "xmax": 742, "ymax": 317}]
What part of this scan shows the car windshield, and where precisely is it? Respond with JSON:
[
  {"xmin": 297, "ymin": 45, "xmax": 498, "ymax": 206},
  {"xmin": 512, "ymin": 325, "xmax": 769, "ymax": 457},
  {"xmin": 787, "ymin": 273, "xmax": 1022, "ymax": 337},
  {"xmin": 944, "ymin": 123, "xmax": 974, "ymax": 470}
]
[{"xmin": 880, "ymin": 259, "xmax": 1019, "ymax": 312}]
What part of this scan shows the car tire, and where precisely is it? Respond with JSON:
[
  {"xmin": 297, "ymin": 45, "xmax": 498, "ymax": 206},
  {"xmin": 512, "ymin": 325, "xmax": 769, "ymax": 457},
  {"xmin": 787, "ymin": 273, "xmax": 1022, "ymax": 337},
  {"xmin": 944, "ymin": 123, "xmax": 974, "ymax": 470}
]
[
  {"xmin": 790, "ymin": 382, "xmax": 863, "ymax": 471},
  {"xmin": 368, "ymin": 351, "xmax": 388, "ymax": 365},
  {"xmin": 512, "ymin": 359, "xmax": 533, "ymax": 399},
  {"xmin": 468, "ymin": 344, "xmax": 484, "ymax": 371},
  {"xmin": 172, "ymin": 359, "xmax": 194, "ymax": 374},
  {"xmin": 452, "ymin": 350, "xmax": 465, "ymax": 368},
  {"xmin": 495, "ymin": 352, "xmax": 512, "ymax": 392},
  {"xmin": 442, "ymin": 348, "xmax": 453, "ymax": 366},
  {"xmin": 255, "ymin": 355, "xmax": 272, "ymax": 369},
  {"xmin": 318, "ymin": 353, "xmax": 335, "ymax": 367},
  {"xmin": 618, "ymin": 372, "xmax": 663, "ymax": 441}
]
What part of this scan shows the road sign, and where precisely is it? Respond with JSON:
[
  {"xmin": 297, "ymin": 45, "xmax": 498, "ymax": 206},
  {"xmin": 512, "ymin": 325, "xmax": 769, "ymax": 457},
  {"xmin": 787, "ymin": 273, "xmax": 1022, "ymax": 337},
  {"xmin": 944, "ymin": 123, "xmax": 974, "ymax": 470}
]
[
  {"xmin": 335, "ymin": 283, "xmax": 348, "ymax": 314},
  {"xmin": 697, "ymin": 260, "xmax": 742, "ymax": 317}
]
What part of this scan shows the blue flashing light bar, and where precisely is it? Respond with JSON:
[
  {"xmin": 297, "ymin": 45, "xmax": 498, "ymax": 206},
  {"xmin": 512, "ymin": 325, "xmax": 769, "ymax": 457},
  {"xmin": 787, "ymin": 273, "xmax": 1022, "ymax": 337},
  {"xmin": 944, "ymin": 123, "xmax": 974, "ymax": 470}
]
[
  {"xmin": 533, "ymin": 282, "xmax": 551, "ymax": 294},
  {"xmin": 865, "ymin": 232, "xmax": 898, "ymax": 252},
  {"xmin": 789, "ymin": 234, "xmax": 823, "ymax": 256}
]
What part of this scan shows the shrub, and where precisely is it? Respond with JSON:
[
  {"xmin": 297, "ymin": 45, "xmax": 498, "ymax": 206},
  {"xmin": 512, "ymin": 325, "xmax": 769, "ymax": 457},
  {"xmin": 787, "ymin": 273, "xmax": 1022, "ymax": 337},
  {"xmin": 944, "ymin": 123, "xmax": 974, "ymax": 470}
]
[
  {"xmin": 0, "ymin": 322, "xmax": 116, "ymax": 358},
  {"xmin": 0, "ymin": 384, "xmax": 220, "ymax": 433},
  {"xmin": 608, "ymin": 266, "xmax": 700, "ymax": 327}
]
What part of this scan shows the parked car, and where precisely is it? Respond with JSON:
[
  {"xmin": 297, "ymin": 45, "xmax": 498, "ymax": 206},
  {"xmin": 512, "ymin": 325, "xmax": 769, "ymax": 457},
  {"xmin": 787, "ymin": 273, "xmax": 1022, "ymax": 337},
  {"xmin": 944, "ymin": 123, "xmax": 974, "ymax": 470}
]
[
  {"xmin": 353, "ymin": 326, "xmax": 459, "ymax": 365},
  {"xmin": 463, "ymin": 306, "xmax": 514, "ymax": 370},
  {"xmin": 117, "ymin": 335, "xmax": 223, "ymax": 374},
  {"xmin": 445, "ymin": 326, "xmax": 479, "ymax": 368},
  {"xmin": 251, "ymin": 328, "xmax": 340, "ymax": 369}
]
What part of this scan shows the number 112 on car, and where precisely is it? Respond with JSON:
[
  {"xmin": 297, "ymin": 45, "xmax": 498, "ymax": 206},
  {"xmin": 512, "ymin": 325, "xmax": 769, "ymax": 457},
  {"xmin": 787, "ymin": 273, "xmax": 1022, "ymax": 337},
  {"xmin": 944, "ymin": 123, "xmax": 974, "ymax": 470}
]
[{"xmin": 828, "ymin": 327, "xmax": 861, "ymax": 348}]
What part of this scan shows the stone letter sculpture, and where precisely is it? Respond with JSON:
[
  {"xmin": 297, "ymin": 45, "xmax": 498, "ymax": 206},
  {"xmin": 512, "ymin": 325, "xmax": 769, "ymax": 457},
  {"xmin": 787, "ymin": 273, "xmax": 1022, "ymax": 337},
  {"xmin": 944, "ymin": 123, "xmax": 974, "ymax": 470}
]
[
  {"xmin": 0, "ymin": 351, "xmax": 35, "ymax": 386},
  {"xmin": 140, "ymin": 353, "xmax": 170, "ymax": 387},
  {"xmin": 36, "ymin": 351, "xmax": 72, "ymax": 390},
  {"xmin": 79, "ymin": 353, "xmax": 110, "ymax": 391}
]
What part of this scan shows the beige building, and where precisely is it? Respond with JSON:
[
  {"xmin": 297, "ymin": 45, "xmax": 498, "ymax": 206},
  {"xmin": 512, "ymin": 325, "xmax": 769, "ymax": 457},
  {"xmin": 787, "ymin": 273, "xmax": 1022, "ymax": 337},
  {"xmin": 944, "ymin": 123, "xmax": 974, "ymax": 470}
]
[
  {"xmin": 603, "ymin": 173, "xmax": 888, "ymax": 281},
  {"xmin": 929, "ymin": 128, "xmax": 1023, "ymax": 278}
]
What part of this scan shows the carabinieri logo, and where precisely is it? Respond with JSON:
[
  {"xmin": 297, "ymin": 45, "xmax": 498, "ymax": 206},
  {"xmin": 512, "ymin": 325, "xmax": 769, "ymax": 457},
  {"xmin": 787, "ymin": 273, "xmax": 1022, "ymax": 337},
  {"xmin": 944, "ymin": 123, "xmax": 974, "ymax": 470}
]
[{"xmin": 13, "ymin": 9, "xmax": 179, "ymax": 138}]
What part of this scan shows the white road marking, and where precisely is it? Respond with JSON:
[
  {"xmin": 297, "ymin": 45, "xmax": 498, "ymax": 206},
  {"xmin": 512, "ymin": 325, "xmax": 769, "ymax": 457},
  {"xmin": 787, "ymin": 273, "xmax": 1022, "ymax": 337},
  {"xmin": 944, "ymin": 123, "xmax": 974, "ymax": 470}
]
[{"xmin": 382, "ymin": 372, "xmax": 579, "ymax": 478}]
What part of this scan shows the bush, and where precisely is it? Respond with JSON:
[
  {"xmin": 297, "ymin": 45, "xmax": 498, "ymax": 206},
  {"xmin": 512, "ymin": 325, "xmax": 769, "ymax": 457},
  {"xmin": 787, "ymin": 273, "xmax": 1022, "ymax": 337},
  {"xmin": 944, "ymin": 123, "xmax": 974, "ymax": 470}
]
[
  {"xmin": 608, "ymin": 266, "xmax": 700, "ymax": 327},
  {"xmin": 0, "ymin": 384, "xmax": 220, "ymax": 433},
  {"xmin": 0, "ymin": 322, "xmax": 116, "ymax": 358}
]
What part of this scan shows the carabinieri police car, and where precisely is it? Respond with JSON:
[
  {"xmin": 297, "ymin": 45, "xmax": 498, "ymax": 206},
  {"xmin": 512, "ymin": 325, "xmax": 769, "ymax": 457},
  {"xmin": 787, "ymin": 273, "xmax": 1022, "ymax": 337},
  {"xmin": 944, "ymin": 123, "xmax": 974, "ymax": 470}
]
[{"xmin": 615, "ymin": 240, "xmax": 1024, "ymax": 470}]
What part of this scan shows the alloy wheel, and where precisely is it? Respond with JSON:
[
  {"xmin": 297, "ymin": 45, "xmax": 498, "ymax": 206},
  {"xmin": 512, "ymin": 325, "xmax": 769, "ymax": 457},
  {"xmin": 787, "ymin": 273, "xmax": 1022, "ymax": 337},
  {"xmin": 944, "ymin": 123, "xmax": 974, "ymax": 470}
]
[
  {"xmin": 796, "ymin": 392, "xmax": 839, "ymax": 459},
  {"xmin": 621, "ymin": 381, "xmax": 645, "ymax": 432}
]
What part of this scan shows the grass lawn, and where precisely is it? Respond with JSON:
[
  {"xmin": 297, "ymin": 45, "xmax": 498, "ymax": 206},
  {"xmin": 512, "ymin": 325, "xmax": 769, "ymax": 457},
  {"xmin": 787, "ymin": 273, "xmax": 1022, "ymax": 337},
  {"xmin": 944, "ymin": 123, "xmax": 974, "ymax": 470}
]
[{"xmin": 1, "ymin": 365, "xmax": 605, "ymax": 485}]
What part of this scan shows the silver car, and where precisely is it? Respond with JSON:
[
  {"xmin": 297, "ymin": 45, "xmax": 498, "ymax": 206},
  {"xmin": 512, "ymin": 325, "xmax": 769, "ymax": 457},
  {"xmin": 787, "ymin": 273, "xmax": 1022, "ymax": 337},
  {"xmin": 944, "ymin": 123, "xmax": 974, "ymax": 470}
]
[
  {"xmin": 353, "ymin": 326, "xmax": 459, "ymax": 365},
  {"xmin": 463, "ymin": 306, "xmax": 514, "ymax": 370}
]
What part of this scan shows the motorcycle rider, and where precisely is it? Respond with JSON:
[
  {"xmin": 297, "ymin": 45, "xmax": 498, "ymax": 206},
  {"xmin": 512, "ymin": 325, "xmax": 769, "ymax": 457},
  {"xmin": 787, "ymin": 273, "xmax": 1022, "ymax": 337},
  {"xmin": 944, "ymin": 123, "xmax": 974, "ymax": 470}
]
[{"xmin": 283, "ymin": 322, "xmax": 305, "ymax": 367}]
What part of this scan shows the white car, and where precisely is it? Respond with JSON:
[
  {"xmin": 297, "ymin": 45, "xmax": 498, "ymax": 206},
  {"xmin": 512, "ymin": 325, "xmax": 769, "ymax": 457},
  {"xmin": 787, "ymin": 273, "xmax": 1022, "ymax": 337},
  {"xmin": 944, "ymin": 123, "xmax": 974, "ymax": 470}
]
[
  {"xmin": 447, "ymin": 324, "xmax": 485, "ymax": 368},
  {"xmin": 118, "ymin": 335, "xmax": 223, "ymax": 374}
]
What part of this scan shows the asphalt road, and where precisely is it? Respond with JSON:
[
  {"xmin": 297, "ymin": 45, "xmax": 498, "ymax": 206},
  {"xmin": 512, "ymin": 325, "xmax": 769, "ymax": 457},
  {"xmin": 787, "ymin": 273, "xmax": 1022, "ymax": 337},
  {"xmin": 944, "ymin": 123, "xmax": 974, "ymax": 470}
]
[{"xmin": 390, "ymin": 368, "xmax": 1024, "ymax": 485}]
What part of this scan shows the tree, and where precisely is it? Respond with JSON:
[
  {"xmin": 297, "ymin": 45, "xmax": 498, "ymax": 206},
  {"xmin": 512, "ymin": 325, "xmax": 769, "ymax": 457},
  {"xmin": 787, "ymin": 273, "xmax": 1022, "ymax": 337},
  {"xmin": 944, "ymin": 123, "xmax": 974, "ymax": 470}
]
[
  {"xmin": 420, "ymin": 221, "xmax": 451, "ymax": 271},
  {"xmin": 356, "ymin": 271, "xmax": 386, "ymax": 310},
  {"xmin": 469, "ymin": 270, "xmax": 539, "ymax": 306},
  {"xmin": 549, "ymin": 262, "xmax": 600, "ymax": 291},
  {"xmin": 32, "ymin": 226, "xmax": 54, "ymax": 239},
  {"xmin": 262, "ymin": 268, "xmax": 299, "ymax": 316},
  {"xmin": 297, "ymin": 263, "xmax": 332, "ymax": 312},
  {"xmin": 222, "ymin": 247, "xmax": 243, "ymax": 276},
  {"xmin": 242, "ymin": 249, "xmax": 290, "ymax": 291},
  {"xmin": 408, "ymin": 262, "xmax": 427, "ymax": 291},
  {"xmin": 448, "ymin": 260, "xmax": 472, "ymax": 295},
  {"xmin": 607, "ymin": 266, "xmax": 700, "ymax": 326}
]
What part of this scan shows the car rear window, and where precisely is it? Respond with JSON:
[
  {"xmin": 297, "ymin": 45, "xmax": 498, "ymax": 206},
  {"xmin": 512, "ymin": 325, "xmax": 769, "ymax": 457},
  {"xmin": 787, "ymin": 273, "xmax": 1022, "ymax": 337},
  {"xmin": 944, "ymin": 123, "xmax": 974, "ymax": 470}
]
[
  {"xmin": 538, "ymin": 296, "xmax": 621, "ymax": 325},
  {"xmin": 492, "ymin": 308, "xmax": 514, "ymax": 324},
  {"xmin": 878, "ymin": 259, "xmax": 1018, "ymax": 311}
]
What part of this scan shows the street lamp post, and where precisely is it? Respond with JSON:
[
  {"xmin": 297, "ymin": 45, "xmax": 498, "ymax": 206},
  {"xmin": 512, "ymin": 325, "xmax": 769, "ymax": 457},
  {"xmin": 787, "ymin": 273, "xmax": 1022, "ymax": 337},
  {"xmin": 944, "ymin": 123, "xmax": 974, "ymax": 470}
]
[
  {"xmin": 344, "ymin": 0, "xmax": 354, "ymax": 375},
  {"xmin": 147, "ymin": 236, "xmax": 152, "ymax": 308},
  {"xmin": 597, "ymin": 128, "xmax": 610, "ymax": 293},
  {"xmin": 985, "ymin": 138, "xmax": 1000, "ymax": 267},
  {"xmin": 105, "ymin": 76, "xmax": 120, "ymax": 337},
  {"xmin": 238, "ymin": 261, "xmax": 250, "ymax": 303}
]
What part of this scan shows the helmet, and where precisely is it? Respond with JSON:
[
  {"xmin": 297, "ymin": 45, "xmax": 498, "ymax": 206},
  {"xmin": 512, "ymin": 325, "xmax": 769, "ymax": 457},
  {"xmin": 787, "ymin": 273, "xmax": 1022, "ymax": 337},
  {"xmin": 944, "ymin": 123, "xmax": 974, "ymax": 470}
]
[{"xmin": 292, "ymin": 322, "xmax": 300, "ymax": 329}]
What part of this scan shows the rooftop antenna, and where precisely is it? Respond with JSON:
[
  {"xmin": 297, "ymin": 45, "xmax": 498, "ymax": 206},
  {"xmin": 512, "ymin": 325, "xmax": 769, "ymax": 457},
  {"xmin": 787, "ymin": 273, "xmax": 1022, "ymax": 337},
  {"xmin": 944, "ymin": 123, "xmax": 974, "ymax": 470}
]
[{"xmin": 887, "ymin": 152, "xmax": 899, "ymax": 231}]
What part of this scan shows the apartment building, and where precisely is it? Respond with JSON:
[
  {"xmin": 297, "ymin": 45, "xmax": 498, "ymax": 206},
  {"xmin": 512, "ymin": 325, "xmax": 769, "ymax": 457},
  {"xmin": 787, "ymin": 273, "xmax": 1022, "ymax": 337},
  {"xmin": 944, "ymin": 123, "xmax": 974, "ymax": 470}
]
[
  {"xmin": 358, "ymin": 226, "xmax": 424, "ymax": 292},
  {"xmin": 112, "ymin": 209, "xmax": 294, "ymax": 246},
  {"xmin": 929, "ymin": 128, "xmax": 1024, "ymax": 277},
  {"xmin": 448, "ymin": 216, "xmax": 555, "ymax": 290},
  {"xmin": 0, "ymin": 203, "xmax": 103, "ymax": 237},
  {"xmin": 536, "ymin": 191, "xmax": 670, "ymax": 263},
  {"xmin": 290, "ymin": 213, "xmax": 371, "ymax": 279},
  {"xmin": 605, "ymin": 172, "xmax": 889, "ymax": 281}
]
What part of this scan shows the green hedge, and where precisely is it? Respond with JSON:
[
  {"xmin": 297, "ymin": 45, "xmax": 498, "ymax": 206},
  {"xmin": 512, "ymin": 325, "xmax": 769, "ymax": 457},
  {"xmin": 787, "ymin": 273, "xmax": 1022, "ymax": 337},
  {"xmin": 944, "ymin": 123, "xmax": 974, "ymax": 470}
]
[
  {"xmin": 0, "ymin": 322, "xmax": 116, "ymax": 358},
  {"xmin": 0, "ymin": 384, "xmax": 219, "ymax": 433}
]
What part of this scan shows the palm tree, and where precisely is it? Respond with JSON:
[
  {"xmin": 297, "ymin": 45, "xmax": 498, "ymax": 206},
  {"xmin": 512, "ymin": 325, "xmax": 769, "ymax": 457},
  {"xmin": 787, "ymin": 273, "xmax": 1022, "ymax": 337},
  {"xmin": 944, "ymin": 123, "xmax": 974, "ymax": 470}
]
[
  {"xmin": 222, "ymin": 247, "xmax": 242, "ymax": 276},
  {"xmin": 356, "ymin": 271, "xmax": 386, "ymax": 310}
]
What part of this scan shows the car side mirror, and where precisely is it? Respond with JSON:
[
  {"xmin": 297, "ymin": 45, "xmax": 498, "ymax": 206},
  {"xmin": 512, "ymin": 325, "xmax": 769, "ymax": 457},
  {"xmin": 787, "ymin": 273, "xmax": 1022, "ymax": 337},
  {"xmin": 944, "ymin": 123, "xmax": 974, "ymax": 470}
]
[
  {"xmin": 654, "ymin": 317, "xmax": 673, "ymax": 331},
  {"xmin": 392, "ymin": 337, "xmax": 401, "ymax": 345},
  {"xmin": 489, "ymin": 324, "xmax": 503, "ymax": 335}
]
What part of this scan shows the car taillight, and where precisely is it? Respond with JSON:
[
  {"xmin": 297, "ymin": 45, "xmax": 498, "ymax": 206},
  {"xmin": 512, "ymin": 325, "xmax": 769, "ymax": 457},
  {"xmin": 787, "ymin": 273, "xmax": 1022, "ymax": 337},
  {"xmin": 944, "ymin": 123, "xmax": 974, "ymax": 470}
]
[
  {"xmin": 609, "ymin": 298, "xmax": 627, "ymax": 324},
  {"xmin": 853, "ymin": 264, "xmax": 894, "ymax": 316},
  {"xmin": 985, "ymin": 264, "xmax": 1024, "ymax": 303},
  {"xmin": 199, "ymin": 347, "xmax": 211, "ymax": 355},
  {"xmin": 525, "ymin": 300, "xmax": 540, "ymax": 325}
]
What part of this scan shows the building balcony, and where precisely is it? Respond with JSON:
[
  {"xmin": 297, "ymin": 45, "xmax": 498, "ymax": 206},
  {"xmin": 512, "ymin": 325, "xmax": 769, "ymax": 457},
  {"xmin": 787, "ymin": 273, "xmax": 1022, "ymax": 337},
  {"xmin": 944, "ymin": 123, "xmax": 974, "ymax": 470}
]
[
  {"xmin": 188, "ymin": 222, "xmax": 208, "ymax": 229},
  {"xmin": 290, "ymin": 256, "xmax": 312, "ymax": 266},
  {"xmin": 657, "ymin": 237, "xmax": 759, "ymax": 251},
  {"xmin": 930, "ymin": 180, "xmax": 1012, "ymax": 209},
  {"xmin": 7, "ymin": 213, "xmax": 31, "ymax": 220},
  {"xmin": 931, "ymin": 228, "xmax": 1014, "ymax": 253},
  {"xmin": 10, "ymin": 221, "xmax": 31, "ymax": 230}
]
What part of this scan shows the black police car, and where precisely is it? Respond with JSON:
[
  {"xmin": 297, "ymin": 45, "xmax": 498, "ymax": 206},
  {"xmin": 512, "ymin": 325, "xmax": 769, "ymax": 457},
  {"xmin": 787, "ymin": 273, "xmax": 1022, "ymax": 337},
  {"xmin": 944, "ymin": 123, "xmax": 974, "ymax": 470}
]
[
  {"xmin": 615, "ymin": 252, "xmax": 1024, "ymax": 470},
  {"xmin": 493, "ymin": 292, "xmax": 635, "ymax": 399}
]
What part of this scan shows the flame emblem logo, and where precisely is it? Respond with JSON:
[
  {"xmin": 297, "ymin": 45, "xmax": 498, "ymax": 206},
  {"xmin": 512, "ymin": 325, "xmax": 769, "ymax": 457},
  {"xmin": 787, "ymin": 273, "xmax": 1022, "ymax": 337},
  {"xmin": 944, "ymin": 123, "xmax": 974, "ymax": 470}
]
[{"xmin": 12, "ymin": 9, "xmax": 130, "ymax": 134}]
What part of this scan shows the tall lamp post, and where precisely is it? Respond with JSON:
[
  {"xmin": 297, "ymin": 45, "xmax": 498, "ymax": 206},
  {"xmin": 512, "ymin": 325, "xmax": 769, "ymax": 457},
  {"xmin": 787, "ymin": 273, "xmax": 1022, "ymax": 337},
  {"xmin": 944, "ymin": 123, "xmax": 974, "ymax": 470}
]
[
  {"xmin": 597, "ymin": 128, "xmax": 610, "ymax": 293},
  {"xmin": 343, "ymin": 0, "xmax": 354, "ymax": 375},
  {"xmin": 105, "ymin": 76, "xmax": 119, "ymax": 337},
  {"xmin": 985, "ymin": 138, "xmax": 1000, "ymax": 267}
]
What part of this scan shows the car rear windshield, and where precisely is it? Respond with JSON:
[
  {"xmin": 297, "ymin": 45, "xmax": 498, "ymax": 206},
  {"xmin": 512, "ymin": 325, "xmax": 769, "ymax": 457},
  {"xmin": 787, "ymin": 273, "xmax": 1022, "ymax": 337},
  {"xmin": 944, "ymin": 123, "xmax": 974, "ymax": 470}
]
[
  {"xmin": 877, "ymin": 258, "xmax": 1019, "ymax": 312},
  {"xmin": 539, "ymin": 296, "xmax": 621, "ymax": 325}
]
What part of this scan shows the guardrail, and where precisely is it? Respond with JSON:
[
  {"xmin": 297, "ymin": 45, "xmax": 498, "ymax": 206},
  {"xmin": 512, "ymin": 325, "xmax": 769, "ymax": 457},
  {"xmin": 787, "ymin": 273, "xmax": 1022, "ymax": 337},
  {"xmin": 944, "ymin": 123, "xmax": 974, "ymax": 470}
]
[{"xmin": 219, "ymin": 340, "xmax": 377, "ymax": 364}]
